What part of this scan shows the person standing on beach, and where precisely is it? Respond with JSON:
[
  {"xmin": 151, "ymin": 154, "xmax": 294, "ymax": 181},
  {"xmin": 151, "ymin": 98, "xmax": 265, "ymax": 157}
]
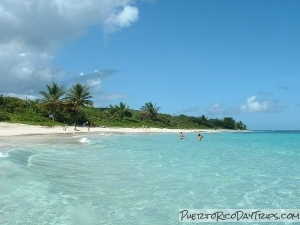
[{"xmin": 179, "ymin": 132, "xmax": 185, "ymax": 140}]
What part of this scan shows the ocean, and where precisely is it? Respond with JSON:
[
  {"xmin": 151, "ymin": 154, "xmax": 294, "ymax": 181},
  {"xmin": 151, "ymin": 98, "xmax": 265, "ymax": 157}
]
[{"xmin": 0, "ymin": 130, "xmax": 299, "ymax": 224}]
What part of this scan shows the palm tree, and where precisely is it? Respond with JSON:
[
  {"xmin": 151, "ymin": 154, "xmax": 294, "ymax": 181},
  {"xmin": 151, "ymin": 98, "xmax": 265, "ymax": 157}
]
[
  {"xmin": 66, "ymin": 83, "xmax": 93, "ymax": 129},
  {"xmin": 39, "ymin": 82, "xmax": 65, "ymax": 121},
  {"xmin": 106, "ymin": 102, "xmax": 130, "ymax": 120},
  {"xmin": 115, "ymin": 102, "xmax": 130, "ymax": 120},
  {"xmin": 236, "ymin": 121, "xmax": 247, "ymax": 130},
  {"xmin": 140, "ymin": 102, "xmax": 161, "ymax": 120},
  {"xmin": 107, "ymin": 104, "xmax": 118, "ymax": 117}
]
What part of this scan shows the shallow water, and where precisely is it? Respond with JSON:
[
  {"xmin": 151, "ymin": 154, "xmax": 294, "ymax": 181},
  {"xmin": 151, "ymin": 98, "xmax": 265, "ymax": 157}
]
[{"xmin": 0, "ymin": 131, "xmax": 300, "ymax": 224}]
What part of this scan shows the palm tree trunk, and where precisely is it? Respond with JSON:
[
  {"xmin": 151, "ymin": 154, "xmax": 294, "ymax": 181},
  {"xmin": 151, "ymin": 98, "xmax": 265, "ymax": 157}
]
[{"xmin": 52, "ymin": 107, "xmax": 55, "ymax": 121}]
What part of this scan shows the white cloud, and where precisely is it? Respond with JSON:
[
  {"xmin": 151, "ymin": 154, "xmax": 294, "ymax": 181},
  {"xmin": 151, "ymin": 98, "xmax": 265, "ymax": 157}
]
[
  {"xmin": 104, "ymin": 5, "xmax": 139, "ymax": 33},
  {"xmin": 86, "ymin": 78, "xmax": 102, "ymax": 87},
  {"xmin": 220, "ymin": 96, "xmax": 287, "ymax": 115},
  {"xmin": 208, "ymin": 103, "xmax": 222, "ymax": 114},
  {"xmin": 65, "ymin": 70, "xmax": 116, "ymax": 85},
  {"xmin": 0, "ymin": 0, "xmax": 139, "ymax": 97},
  {"xmin": 240, "ymin": 96, "xmax": 269, "ymax": 113},
  {"xmin": 101, "ymin": 93, "xmax": 130, "ymax": 101},
  {"xmin": 59, "ymin": 70, "xmax": 123, "ymax": 106}
]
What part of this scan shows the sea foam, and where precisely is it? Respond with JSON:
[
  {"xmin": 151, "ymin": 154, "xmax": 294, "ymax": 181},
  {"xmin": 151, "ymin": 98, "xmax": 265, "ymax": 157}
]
[
  {"xmin": 79, "ymin": 137, "xmax": 90, "ymax": 144},
  {"xmin": 0, "ymin": 152, "xmax": 8, "ymax": 157}
]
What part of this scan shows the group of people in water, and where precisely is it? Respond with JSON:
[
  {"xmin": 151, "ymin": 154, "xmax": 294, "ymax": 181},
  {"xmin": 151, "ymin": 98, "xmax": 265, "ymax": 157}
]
[{"xmin": 179, "ymin": 132, "xmax": 203, "ymax": 141}]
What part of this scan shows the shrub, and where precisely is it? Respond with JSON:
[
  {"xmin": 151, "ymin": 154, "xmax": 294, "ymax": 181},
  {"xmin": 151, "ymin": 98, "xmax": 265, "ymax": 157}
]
[{"xmin": 0, "ymin": 111, "xmax": 10, "ymax": 121}]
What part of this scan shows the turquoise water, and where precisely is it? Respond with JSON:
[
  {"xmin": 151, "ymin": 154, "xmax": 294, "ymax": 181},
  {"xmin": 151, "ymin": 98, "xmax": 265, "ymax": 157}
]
[{"xmin": 0, "ymin": 131, "xmax": 300, "ymax": 224}]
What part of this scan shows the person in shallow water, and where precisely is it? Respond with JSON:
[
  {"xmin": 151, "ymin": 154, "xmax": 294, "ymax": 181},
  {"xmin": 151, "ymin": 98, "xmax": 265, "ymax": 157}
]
[
  {"xmin": 87, "ymin": 120, "xmax": 91, "ymax": 132},
  {"xmin": 197, "ymin": 133, "xmax": 203, "ymax": 141},
  {"xmin": 179, "ymin": 132, "xmax": 185, "ymax": 139}
]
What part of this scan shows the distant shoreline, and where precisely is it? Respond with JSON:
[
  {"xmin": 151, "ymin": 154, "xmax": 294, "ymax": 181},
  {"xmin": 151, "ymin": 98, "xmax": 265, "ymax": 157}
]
[{"xmin": 0, "ymin": 122, "xmax": 250, "ymax": 137}]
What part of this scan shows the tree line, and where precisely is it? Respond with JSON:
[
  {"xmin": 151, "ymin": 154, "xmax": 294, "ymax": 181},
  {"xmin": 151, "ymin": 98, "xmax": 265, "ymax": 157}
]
[{"xmin": 0, "ymin": 82, "xmax": 247, "ymax": 130}]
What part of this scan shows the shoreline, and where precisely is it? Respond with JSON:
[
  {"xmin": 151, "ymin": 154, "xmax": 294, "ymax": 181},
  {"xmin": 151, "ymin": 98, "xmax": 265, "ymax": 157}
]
[{"xmin": 0, "ymin": 122, "xmax": 249, "ymax": 137}]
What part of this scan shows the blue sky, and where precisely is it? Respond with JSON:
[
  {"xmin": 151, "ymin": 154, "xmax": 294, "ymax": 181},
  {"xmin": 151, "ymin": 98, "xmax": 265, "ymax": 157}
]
[{"xmin": 0, "ymin": 0, "xmax": 299, "ymax": 130}]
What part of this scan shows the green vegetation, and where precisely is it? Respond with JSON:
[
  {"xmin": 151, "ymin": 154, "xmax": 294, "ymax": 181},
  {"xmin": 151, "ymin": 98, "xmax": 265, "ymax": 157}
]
[
  {"xmin": 0, "ymin": 83, "xmax": 247, "ymax": 130},
  {"xmin": 39, "ymin": 82, "xmax": 65, "ymax": 121},
  {"xmin": 65, "ymin": 83, "xmax": 93, "ymax": 130}
]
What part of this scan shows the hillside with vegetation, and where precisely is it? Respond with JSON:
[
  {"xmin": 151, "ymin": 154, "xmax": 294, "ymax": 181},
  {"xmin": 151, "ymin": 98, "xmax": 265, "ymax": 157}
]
[{"xmin": 0, "ymin": 82, "xmax": 247, "ymax": 130}]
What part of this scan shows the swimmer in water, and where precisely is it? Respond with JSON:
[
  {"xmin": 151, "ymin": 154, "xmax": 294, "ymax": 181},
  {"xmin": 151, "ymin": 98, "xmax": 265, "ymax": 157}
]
[
  {"xmin": 197, "ymin": 133, "xmax": 203, "ymax": 141},
  {"xmin": 179, "ymin": 132, "xmax": 185, "ymax": 140}
]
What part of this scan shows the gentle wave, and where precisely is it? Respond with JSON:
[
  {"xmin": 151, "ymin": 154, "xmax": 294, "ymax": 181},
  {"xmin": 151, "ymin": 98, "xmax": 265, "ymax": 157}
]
[
  {"xmin": 0, "ymin": 132, "xmax": 299, "ymax": 224},
  {"xmin": 7, "ymin": 149, "xmax": 34, "ymax": 166}
]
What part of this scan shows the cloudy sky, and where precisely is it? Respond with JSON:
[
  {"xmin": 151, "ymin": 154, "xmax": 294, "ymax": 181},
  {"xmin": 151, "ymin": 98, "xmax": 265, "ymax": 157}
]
[{"xmin": 0, "ymin": 0, "xmax": 299, "ymax": 130}]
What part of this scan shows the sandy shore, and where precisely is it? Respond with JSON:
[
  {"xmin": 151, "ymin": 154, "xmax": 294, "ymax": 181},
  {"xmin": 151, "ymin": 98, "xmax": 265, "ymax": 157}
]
[{"xmin": 0, "ymin": 122, "xmax": 245, "ymax": 137}]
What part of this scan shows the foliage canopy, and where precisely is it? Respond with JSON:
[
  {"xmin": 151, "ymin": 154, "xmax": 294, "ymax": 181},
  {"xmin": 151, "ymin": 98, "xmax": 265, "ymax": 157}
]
[{"xmin": 0, "ymin": 84, "xmax": 247, "ymax": 130}]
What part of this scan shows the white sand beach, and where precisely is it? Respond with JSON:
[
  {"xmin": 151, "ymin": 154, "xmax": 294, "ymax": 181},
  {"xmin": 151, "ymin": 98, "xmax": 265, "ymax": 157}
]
[{"xmin": 0, "ymin": 122, "xmax": 231, "ymax": 137}]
